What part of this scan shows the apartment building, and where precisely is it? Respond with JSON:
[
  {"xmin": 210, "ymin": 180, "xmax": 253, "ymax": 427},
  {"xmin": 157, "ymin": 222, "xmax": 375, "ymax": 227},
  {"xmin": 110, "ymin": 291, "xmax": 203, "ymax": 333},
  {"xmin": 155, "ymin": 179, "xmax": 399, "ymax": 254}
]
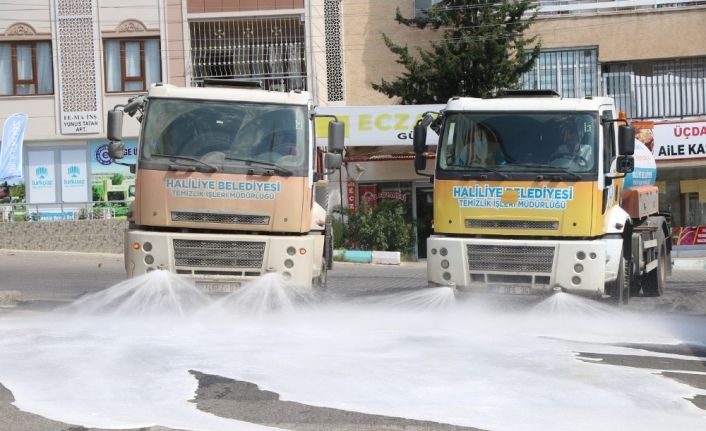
[
  {"xmin": 0, "ymin": 0, "xmax": 345, "ymax": 214},
  {"xmin": 337, "ymin": 0, "xmax": 706, "ymax": 255},
  {"xmin": 1, "ymin": 1, "xmax": 704, "ymax": 254}
]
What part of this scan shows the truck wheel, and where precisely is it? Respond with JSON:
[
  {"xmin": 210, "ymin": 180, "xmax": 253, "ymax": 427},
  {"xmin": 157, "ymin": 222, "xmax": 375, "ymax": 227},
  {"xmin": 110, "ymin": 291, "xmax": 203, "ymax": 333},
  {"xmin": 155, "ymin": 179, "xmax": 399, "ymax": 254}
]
[
  {"xmin": 642, "ymin": 229, "xmax": 666, "ymax": 297},
  {"xmin": 607, "ymin": 251, "xmax": 630, "ymax": 305},
  {"xmin": 314, "ymin": 262, "xmax": 328, "ymax": 289},
  {"xmin": 325, "ymin": 217, "xmax": 334, "ymax": 270}
]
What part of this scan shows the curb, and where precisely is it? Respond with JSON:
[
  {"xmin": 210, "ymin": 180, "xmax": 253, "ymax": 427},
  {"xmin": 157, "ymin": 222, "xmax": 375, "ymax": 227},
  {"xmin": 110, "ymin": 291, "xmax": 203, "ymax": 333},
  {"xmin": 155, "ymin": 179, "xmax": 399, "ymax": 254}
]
[
  {"xmin": 0, "ymin": 290, "xmax": 23, "ymax": 307},
  {"xmin": 334, "ymin": 250, "xmax": 401, "ymax": 265}
]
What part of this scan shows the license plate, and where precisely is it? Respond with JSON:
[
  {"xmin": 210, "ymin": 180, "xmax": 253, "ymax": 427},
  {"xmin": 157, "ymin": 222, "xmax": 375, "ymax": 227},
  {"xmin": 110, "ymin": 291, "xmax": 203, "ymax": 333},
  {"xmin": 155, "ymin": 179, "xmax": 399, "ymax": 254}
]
[
  {"xmin": 491, "ymin": 285, "xmax": 532, "ymax": 295},
  {"xmin": 196, "ymin": 281, "xmax": 241, "ymax": 293}
]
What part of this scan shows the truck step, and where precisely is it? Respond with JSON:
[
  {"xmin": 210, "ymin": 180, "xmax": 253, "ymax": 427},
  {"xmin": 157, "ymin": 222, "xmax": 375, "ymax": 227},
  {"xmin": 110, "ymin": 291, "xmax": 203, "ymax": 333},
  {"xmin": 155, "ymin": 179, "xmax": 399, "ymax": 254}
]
[{"xmin": 643, "ymin": 239, "xmax": 658, "ymax": 249}]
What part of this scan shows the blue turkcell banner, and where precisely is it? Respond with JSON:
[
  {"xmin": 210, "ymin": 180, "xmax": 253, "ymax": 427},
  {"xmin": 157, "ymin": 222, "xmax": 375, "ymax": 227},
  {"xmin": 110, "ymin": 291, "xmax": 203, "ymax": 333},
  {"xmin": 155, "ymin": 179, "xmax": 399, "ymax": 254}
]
[{"xmin": 0, "ymin": 113, "xmax": 28, "ymax": 184}]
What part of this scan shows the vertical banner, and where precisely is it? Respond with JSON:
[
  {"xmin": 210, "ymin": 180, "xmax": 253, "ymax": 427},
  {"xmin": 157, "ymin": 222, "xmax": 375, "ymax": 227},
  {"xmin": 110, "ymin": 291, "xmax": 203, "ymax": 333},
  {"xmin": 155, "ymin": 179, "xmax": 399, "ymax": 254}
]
[
  {"xmin": 0, "ymin": 113, "xmax": 28, "ymax": 183},
  {"xmin": 60, "ymin": 149, "xmax": 89, "ymax": 202},
  {"xmin": 27, "ymin": 150, "xmax": 57, "ymax": 204},
  {"xmin": 346, "ymin": 182, "xmax": 356, "ymax": 212}
]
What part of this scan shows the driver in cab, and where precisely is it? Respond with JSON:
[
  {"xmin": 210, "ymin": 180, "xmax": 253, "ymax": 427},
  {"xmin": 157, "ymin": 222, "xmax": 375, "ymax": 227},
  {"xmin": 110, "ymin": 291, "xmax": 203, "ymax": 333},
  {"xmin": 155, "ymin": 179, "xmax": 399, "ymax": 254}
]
[{"xmin": 549, "ymin": 121, "xmax": 593, "ymax": 170}]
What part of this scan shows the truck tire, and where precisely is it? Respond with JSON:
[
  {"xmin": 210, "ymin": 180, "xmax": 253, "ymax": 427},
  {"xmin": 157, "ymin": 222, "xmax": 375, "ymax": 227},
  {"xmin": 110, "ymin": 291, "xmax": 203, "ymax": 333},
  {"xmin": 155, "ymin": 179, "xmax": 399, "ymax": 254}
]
[
  {"xmin": 607, "ymin": 249, "xmax": 630, "ymax": 305},
  {"xmin": 314, "ymin": 262, "xmax": 328, "ymax": 289},
  {"xmin": 325, "ymin": 216, "xmax": 334, "ymax": 270},
  {"xmin": 642, "ymin": 228, "xmax": 666, "ymax": 297}
]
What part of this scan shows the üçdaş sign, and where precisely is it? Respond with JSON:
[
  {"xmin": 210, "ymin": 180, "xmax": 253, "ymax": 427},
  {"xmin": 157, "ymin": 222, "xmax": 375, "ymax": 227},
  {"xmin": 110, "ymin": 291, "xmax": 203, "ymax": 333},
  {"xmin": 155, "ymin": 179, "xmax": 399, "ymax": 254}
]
[{"xmin": 651, "ymin": 120, "xmax": 706, "ymax": 160}]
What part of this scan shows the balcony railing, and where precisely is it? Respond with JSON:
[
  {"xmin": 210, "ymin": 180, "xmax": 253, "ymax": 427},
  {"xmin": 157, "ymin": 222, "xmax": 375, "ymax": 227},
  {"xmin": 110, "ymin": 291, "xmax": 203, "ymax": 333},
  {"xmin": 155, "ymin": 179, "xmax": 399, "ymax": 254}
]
[{"xmin": 535, "ymin": 0, "xmax": 706, "ymax": 16}]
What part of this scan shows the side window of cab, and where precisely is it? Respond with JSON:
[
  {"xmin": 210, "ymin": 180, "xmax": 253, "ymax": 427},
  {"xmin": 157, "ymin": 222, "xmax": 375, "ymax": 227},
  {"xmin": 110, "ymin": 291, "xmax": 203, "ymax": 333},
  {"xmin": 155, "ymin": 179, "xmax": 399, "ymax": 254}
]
[{"xmin": 601, "ymin": 111, "xmax": 616, "ymax": 173}]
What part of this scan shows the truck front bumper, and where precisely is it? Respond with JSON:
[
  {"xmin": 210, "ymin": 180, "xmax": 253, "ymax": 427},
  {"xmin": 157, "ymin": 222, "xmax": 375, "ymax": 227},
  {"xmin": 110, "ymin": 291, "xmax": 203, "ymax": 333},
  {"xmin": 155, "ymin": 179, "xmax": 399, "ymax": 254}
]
[
  {"xmin": 426, "ymin": 236, "xmax": 622, "ymax": 297},
  {"xmin": 124, "ymin": 229, "xmax": 324, "ymax": 289}
]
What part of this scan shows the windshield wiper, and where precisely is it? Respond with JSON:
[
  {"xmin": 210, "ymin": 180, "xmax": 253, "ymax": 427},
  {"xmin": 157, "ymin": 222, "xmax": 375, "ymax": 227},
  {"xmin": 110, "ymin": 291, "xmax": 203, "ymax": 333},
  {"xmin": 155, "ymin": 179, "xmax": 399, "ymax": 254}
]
[
  {"xmin": 463, "ymin": 165, "xmax": 509, "ymax": 180},
  {"xmin": 510, "ymin": 163, "xmax": 582, "ymax": 181},
  {"xmin": 223, "ymin": 156, "xmax": 293, "ymax": 176},
  {"xmin": 152, "ymin": 153, "xmax": 217, "ymax": 173}
]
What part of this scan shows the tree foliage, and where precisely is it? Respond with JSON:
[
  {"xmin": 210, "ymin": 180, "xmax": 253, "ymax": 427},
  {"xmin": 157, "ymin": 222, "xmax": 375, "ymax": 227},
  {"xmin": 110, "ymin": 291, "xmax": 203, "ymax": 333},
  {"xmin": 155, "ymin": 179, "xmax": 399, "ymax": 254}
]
[
  {"xmin": 372, "ymin": 0, "xmax": 541, "ymax": 104},
  {"xmin": 335, "ymin": 200, "xmax": 416, "ymax": 253}
]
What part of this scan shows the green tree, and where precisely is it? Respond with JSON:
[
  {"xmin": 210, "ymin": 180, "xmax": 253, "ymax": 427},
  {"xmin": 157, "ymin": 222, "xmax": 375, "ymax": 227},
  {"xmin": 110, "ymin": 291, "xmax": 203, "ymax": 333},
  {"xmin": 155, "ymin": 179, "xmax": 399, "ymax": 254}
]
[
  {"xmin": 372, "ymin": 0, "xmax": 541, "ymax": 103},
  {"xmin": 111, "ymin": 173, "xmax": 125, "ymax": 185},
  {"xmin": 345, "ymin": 200, "xmax": 416, "ymax": 253},
  {"xmin": 9, "ymin": 182, "xmax": 24, "ymax": 200}
]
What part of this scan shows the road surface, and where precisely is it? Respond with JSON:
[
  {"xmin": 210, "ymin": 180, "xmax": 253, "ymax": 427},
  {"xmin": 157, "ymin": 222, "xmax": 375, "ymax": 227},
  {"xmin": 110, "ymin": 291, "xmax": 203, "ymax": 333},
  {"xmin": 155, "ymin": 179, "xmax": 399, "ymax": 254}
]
[{"xmin": 0, "ymin": 250, "xmax": 705, "ymax": 431}]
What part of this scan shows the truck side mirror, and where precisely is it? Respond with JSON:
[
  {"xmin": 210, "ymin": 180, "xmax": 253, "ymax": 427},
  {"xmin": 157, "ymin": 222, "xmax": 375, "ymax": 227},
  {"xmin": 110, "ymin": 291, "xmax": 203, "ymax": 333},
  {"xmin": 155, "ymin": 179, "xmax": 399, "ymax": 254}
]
[
  {"xmin": 108, "ymin": 141, "xmax": 126, "ymax": 160},
  {"xmin": 413, "ymin": 124, "xmax": 428, "ymax": 154},
  {"xmin": 616, "ymin": 155, "xmax": 634, "ymax": 174},
  {"xmin": 414, "ymin": 154, "xmax": 427, "ymax": 171},
  {"xmin": 328, "ymin": 121, "xmax": 345, "ymax": 154},
  {"xmin": 324, "ymin": 152, "xmax": 342, "ymax": 171},
  {"xmin": 107, "ymin": 110, "xmax": 124, "ymax": 142},
  {"xmin": 618, "ymin": 125, "xmax": 635, "ymax": 156}
]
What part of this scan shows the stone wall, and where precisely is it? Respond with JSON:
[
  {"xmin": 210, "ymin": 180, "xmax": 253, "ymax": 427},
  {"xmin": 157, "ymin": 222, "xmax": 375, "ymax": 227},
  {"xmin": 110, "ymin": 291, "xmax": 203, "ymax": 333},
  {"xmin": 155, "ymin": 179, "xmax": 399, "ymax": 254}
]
[{"xmin": 0, "ymin": 219, "xmax": 127, "ymax": 254}]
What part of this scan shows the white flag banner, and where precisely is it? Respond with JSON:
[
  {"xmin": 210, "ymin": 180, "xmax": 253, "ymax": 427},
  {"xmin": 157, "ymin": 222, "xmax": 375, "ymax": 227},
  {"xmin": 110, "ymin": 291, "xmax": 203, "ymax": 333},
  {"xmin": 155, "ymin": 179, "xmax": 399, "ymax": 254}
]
[{"xmin": 0, "ymin": 113, "xmax": 28, "ymax": 183}]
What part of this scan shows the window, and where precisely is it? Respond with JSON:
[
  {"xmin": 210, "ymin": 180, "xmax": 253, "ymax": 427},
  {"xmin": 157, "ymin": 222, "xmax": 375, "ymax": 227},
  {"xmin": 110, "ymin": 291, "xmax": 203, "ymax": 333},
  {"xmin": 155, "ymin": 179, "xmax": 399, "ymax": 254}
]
[
  {"xmin": 104, "ymin": 38, "xmax": 161, "ymax": 92},
  {"xmin": 521, "ymin": 47, "xmax": 598, "ymax": 98},
  {"xmin": 0, "ymin": 41, "xmax": 53, "ymax": 96},
  {"xmin": 603, "ymin": 57, "xmax": 706, "ymax": 119},
  {"xmin": 415, "ymin": 0, "xmax": 442, "ymax": 18},
  {"xmin": 189, "ymin": 17, "xmax": 306, "ymax": 91},
  {"xmin": 601, "ymin": 110, "xmax": 615, "ymax": 174}
]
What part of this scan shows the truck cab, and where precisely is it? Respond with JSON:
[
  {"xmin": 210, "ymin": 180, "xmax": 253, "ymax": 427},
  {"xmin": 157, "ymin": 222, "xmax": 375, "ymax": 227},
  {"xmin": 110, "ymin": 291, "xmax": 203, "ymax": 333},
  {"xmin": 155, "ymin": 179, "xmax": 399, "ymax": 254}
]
[
  {"xmin": 107, "ymin": 82, "xmax": 344, "ymax": 291},
  {"xmin": 414, "ymin": 92, "xmax": 670, "ymax": 302}
]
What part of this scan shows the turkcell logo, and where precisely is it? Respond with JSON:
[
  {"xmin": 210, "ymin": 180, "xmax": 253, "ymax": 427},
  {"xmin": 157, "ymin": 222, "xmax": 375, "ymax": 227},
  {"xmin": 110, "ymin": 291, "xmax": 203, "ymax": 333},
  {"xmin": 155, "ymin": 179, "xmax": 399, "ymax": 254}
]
[
  {"xmin": 63, "ymin": 165, "xmax": 86, "ymax": 187},
  {"xmin": 36, "ymin": 166, "xmax": 49, "ymax": 179},
  {"xmin": 32, "ymin": 166, "xmax": 53, "ymax": 188}
]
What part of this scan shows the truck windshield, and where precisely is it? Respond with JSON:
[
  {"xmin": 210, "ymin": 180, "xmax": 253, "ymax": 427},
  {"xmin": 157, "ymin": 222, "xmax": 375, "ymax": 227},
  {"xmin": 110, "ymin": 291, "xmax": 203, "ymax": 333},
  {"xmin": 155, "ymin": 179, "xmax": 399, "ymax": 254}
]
[
  {"xmin": 438, "ymin": 112, "xmax": 598, "ymax": 177},
  {"xmin": 141, "ymin": 98, "xmax": 308, "ymax": 175}
]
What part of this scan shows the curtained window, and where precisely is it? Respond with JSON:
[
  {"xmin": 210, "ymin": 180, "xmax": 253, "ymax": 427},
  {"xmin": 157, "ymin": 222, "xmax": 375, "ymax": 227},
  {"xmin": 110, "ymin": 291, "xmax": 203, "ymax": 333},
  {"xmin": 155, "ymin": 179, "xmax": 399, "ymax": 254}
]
[
  {"xmin": 0, "ymin": 41, "xmax": 54, "ymax": 96},
  {"xmin": 104, "ymin": 38, "xmax": 161, "ymax": 92}
]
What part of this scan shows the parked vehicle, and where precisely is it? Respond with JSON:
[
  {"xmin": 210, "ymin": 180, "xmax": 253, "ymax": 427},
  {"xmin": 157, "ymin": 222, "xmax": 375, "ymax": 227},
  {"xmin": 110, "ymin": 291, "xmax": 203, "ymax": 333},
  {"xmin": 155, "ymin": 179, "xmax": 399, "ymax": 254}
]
[
  {"xmin": 413, "ymin": 90, "xmax": 671, "ymax": 303},
  {"xmin": 107, "ymin": 80, "xmax": 345, "ymax": 291}
]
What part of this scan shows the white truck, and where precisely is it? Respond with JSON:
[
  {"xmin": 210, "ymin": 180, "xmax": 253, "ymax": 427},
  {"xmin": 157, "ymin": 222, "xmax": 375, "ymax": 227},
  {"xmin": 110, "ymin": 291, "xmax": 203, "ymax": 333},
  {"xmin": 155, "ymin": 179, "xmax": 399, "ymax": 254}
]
[
  {"xmin": 413, "ymin": 91, "xmax": 671, "ymax": 303},
  {"xmin": 107, "ymin": 80, "xmax": 345, "ymax": 291}
]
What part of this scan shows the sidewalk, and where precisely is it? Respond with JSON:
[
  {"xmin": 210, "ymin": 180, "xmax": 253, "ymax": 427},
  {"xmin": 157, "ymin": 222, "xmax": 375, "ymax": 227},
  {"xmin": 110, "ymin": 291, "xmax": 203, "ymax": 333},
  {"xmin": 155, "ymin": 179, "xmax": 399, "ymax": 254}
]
[
  {"xmin": 673, "ymin": 257, "xmax": 706, "ymax": 271},
  {"xmin": 672, "ymin": 246, "xmax": 706, "ymax": 271}
]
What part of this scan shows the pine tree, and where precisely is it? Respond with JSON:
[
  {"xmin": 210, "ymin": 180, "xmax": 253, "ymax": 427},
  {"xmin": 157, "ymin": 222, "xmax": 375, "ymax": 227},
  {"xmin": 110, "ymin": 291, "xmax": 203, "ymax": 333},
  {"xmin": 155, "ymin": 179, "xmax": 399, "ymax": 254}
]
[{"xmin": 372, "ymin": 0, "xmax": 541, "ymax": 104}]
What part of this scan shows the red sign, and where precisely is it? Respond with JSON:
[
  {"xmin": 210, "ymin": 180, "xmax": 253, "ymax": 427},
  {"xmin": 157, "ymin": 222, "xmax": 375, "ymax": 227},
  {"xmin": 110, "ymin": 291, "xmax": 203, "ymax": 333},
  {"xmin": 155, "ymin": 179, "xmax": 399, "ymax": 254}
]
[
  {"xmin": 697, "ymin": 226, "xmax": 706, "ymax": 245},
  {"xmin": 673, "ymin": 226, "xmax": 706, "ymax": 246},
  {"xmin": 359, "ymin": 184, "xmax": 379, "ymax": 209}
]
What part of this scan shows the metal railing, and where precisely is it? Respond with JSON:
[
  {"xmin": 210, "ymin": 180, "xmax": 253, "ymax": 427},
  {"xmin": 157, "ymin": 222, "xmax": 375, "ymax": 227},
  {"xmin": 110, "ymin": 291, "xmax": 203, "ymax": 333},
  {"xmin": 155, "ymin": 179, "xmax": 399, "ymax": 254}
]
[
  {"xmin": 189, "ymin": 16, "xmax": 307, "ymax": 91},
  {"xmin": 0, "ymin": 200, "xmax": 131, "ymax": 223},
  {"xmin": 535, "ymin": 0, "xmax": 706, "ymax": 16}
]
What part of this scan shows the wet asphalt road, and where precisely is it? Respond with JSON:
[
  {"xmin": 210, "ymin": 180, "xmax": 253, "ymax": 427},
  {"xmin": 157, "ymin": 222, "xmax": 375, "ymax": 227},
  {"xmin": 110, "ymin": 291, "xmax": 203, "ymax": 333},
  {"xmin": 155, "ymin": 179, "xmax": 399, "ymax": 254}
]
[{"xmin": 0, "ymin": 250, "xmax": 705, "ymax": 431}]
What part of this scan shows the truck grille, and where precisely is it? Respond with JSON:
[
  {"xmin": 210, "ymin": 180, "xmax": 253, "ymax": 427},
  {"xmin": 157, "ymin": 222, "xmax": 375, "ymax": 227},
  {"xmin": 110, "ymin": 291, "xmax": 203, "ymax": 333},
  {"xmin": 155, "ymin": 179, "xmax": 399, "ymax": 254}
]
[
  {"xmin": 465, "ymin": 219, "xmax": 559, "ymax": 230},
  {"xmin": 172, "ymin": 211, "xmax": 270, "ymax": 225},
  {"xmin": 466, "ymin": 244, "xmax": 555, "ymax": 273},
  {"xmin": 173, "ymin": 239, "xmax": 265, "ymax": 268}
]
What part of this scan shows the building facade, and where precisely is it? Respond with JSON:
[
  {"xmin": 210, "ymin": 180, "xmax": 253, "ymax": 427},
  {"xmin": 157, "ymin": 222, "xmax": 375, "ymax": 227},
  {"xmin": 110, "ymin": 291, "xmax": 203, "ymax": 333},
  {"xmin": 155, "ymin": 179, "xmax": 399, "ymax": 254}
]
[
  {"xmin": 0, "ymin": 0, "xmax": 345, "ymax": 218},
  {"xmin": 1, "ymin": 0, "xmax": 705, "ymax": 254}
]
